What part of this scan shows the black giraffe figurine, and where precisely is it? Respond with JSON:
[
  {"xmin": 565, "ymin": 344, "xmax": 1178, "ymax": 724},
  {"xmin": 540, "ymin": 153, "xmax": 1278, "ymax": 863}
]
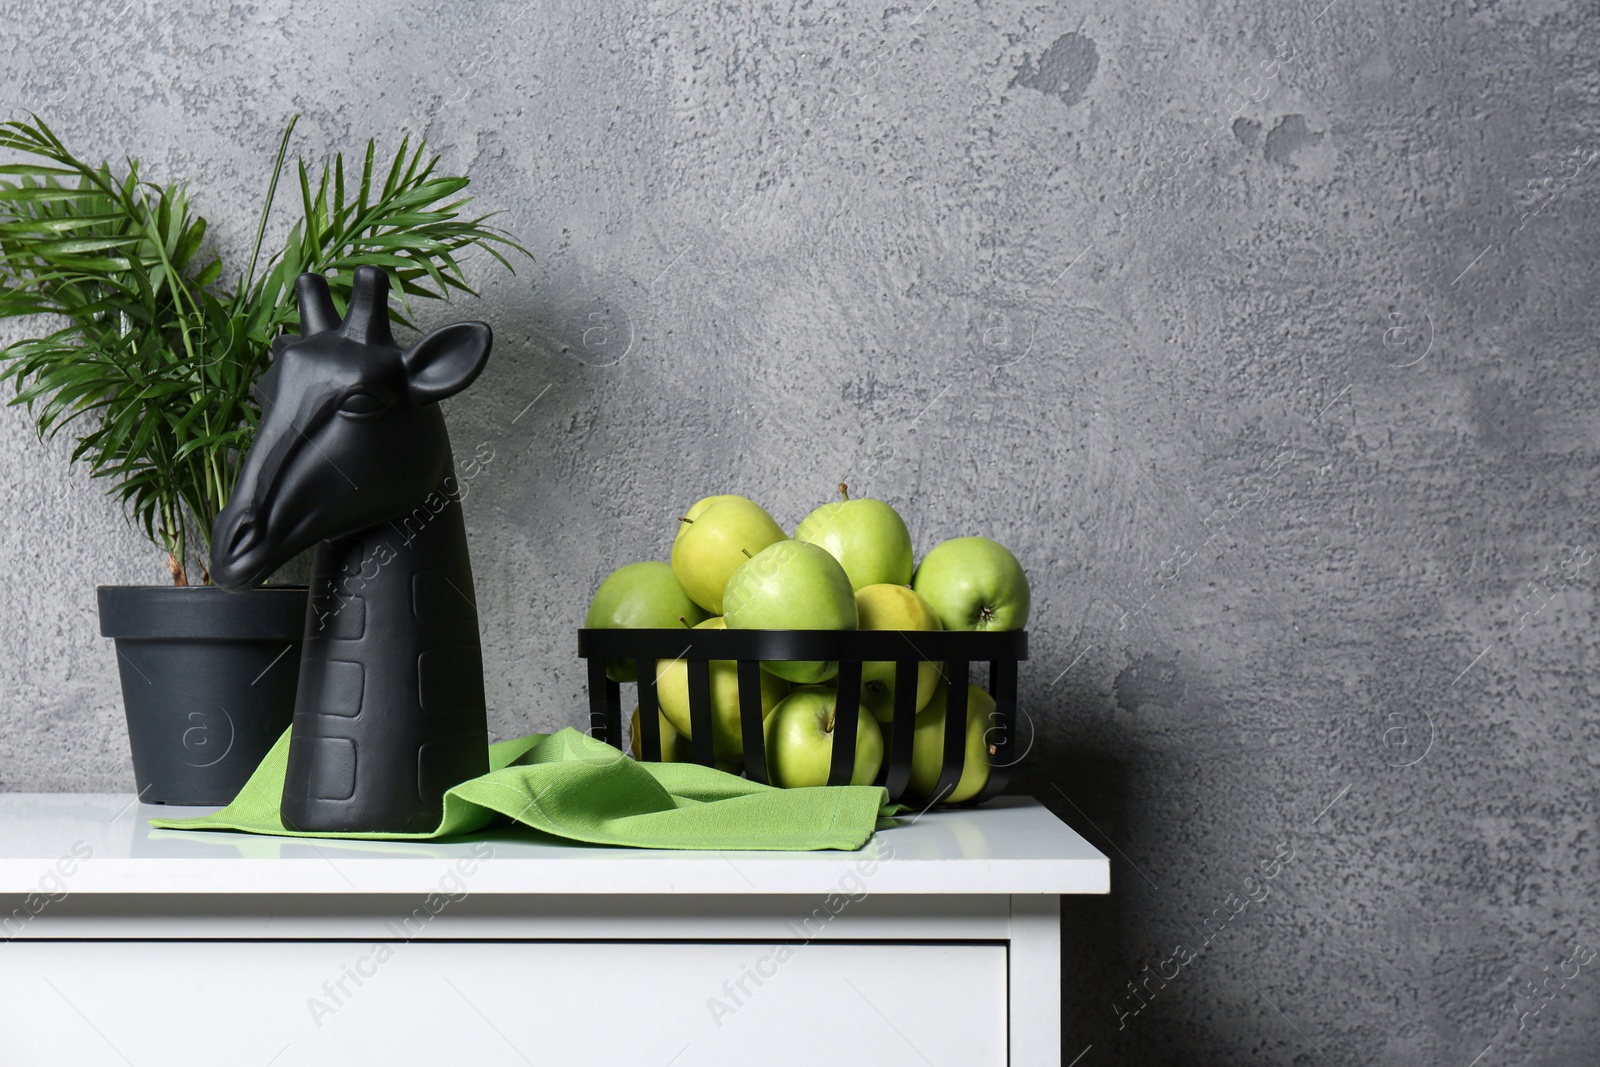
[{"xmin": 211, "ymin": 266, "xmax": 491, "ymax": 833}]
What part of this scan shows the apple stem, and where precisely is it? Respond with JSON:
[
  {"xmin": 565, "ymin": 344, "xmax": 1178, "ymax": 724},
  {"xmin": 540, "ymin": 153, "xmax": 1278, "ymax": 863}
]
[
  {"xmin": 677, "ymin": 615, "xmax": 693, "ymax": 629},
  {"xmin": 740, "ymin": 548, "xmax": 752, "ymax": 558},
  {"xmin": 678, "ymin": 516, "xmax": 694, "ymax": 525},
  {"xmin": 838, "ymin": 482, "xmax": 849, "ymax": 501},
  {"xmin": 825, "ymin": 712, "xmax": 836, "ymax": 733}
]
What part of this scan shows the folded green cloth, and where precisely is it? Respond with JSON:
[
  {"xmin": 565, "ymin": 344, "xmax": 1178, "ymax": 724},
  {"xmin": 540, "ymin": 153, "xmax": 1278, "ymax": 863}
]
[{"xmin": 150, "ymin": 726, "xmax": 890, "ymax": 851}]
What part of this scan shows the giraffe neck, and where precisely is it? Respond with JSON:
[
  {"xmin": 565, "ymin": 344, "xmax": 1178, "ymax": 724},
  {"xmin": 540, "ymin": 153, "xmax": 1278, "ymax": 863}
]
[
  {"xmin": 308, "ymin": 478, "xmax": 480, "ymax": 643},
  {"xmin": 282, "ymin": 469, "xmax": 489, "ymax": 833}
]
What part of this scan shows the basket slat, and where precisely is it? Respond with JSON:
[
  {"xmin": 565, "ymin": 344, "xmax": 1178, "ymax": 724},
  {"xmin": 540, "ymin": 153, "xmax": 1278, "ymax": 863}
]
[
  {"xmin": 881, "ymin": 658, "xmax": 921, "ymax": 796},
  {"xmin": 931, "ymin": 659, "xmax": 971, "ymax": 804},
  {"xmin": 736, "ymin": 660, "xmax": 770, "ymax": 784},
  {"xmin": 686, "ymin": 658, "xmax": 716, "ymax": 767},
  {"xmin": 828, "ymin": 660, "xmax": 864, "ymax": 786},
  {"xmin": 636, "ymin": 658, "xmax": 662, "ymax": 761}
]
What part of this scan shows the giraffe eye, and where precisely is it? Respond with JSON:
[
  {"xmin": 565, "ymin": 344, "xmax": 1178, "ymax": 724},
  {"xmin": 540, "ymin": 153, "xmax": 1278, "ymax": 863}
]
[{"xmin": 338, "ymin": 392, "xmax": 387, "ymax": 418}]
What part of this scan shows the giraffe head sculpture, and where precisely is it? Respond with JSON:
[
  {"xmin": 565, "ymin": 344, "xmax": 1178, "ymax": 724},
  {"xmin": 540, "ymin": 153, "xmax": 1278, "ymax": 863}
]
[
  {"xmin": 211, "ymin": 266, "xmax": 491, "ymax": 591},
  {"xmin": 212, "ymin": 265, "xmax": 494, "ymax": 833}
]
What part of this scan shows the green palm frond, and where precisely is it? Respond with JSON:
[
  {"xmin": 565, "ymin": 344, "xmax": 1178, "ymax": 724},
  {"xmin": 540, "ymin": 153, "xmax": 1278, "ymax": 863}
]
[{"xmin": 0, "ymin": 114, "xmax": 529, "ymax": 584}]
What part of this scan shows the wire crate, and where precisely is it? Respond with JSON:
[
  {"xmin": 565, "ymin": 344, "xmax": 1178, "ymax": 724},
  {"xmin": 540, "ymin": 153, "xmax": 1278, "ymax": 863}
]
[{"xmin": 576, "ymin": 627, "xmax": 1028, "ymax": 805}]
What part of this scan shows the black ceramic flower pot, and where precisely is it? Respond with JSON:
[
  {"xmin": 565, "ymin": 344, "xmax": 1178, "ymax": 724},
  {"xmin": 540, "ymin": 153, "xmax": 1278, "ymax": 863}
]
[{"xmin": 97, "ymin": 585, "xmax": 307, "ymax": 806}]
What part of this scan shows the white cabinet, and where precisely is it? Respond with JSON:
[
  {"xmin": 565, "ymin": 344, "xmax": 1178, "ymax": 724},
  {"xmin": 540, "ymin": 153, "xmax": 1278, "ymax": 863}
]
[{"xmin": 0, "ymin": 795, "xmax": 1107, "ymax": 1066}]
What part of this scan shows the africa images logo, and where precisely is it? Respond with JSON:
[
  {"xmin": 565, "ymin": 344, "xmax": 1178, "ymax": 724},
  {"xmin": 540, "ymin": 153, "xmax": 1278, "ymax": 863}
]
[{"xmin": 181, "ymin": 706, "xmax": 235, "ymax": 769}]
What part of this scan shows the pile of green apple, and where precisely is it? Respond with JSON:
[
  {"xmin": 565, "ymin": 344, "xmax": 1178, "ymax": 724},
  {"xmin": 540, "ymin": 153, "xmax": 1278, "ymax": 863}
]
[{"xmin": 584, "ymin": 486, "xmax": 1030, "ymax": 804}]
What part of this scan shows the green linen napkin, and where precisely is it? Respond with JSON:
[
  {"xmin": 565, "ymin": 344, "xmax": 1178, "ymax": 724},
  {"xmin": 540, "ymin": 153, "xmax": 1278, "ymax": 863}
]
[{"xmin": 150, "ymin": 726, "xmax": 890, "ymax": 851}]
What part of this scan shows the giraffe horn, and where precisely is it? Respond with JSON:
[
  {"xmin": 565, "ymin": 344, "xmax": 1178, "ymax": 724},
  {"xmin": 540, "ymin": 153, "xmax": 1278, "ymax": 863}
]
[
  {"xmin": 339, "ymin": 266, "xmax": 395, "ymax": 347},
  {"xmin": 295, "ymin": 273, "xmax": 340, "ymax": 336}
]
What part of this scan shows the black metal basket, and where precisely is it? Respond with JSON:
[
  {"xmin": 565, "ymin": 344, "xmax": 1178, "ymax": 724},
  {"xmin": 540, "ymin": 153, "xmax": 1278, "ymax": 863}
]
[{"xmin": 576, "ymin": 628, "xmax": 1028, "ymax": 805}]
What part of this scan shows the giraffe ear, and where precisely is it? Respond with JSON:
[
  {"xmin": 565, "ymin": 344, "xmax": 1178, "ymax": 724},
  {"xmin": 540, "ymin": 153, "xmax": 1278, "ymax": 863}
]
[{"xmin": 401, "ymin": 321, "xmax": 492, "ymax": 405}]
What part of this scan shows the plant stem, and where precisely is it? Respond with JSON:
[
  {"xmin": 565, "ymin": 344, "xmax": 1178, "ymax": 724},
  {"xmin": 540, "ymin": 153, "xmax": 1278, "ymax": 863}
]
[{"xmin": 162, "ymin": 497, "xmax": 187, "ymax": 586}]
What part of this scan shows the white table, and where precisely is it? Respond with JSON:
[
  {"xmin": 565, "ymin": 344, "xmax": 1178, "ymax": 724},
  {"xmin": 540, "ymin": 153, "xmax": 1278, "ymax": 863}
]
[{"xmin": 0, "ymin": 793, "xmax": 1107, "ymax": 1066}]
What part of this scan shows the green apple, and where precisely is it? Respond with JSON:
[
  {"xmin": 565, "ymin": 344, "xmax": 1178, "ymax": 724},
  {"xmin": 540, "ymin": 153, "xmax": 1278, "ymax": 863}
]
[
  {"xmin": 670, "ymin": 496, "xmax": 787, "ymax": 615},
  {"xmin": 855, "ymin": 583, "xmax": 943, "ymax": 723},
  {"xmin": 678, "ymin": 494, "xmax": 745, "ymax": 525},
  {"xmin": 911, "ymin": 536, "xmax": 1031, "ymax": 631},
  {"xmin": 655, "ymin": 617, "xmax": 789, "ymax": 759},
  {"xmin": 629, "ymin": 705, "xmax": 695, "ymax": 763},
  {"xmin": 724, "ymin": 540, "xmax": 858, "ymax": 684},
  {"xmin": 763, "ymin": 685, "xmax": 884, "ymax": 787},
  {"xmin": 631, "ymin": 706, "xmax": 746, "ymax": 772},
  {"xmin": 794, "ymin": 485, "xmax": 914, "ymax": 590},
  {"xmin": 908, "ymin": 681, "xmax": 994, "ymax": 803},
  {"xmin": 585, "ymin": 561, "xmax": 708, "ymax": 681}
]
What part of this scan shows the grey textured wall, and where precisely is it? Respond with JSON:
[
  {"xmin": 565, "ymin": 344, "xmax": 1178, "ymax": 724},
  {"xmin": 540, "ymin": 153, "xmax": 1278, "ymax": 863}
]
[{"xmin": 3, "ymin": 0, "xmax": 1597, "ymax": 1062}]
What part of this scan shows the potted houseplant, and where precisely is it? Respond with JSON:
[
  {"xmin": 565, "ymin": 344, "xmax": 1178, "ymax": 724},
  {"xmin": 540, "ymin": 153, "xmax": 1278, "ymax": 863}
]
[{"xmin": 0, "ymin": 115, "xmax": 526, "ymax": 804}]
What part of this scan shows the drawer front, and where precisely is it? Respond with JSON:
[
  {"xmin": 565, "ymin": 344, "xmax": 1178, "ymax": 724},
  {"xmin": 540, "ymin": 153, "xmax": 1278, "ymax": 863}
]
[{"xmin": 1, "ymin": 940, "xmax": 1007, "ymax": 1066}]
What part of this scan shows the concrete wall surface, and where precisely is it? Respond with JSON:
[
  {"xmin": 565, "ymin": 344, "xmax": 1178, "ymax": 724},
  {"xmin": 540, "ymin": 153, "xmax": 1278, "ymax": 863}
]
[{"xmin": 2, "ymin": 0, "xmax": 1597, "ymax": 1061}]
